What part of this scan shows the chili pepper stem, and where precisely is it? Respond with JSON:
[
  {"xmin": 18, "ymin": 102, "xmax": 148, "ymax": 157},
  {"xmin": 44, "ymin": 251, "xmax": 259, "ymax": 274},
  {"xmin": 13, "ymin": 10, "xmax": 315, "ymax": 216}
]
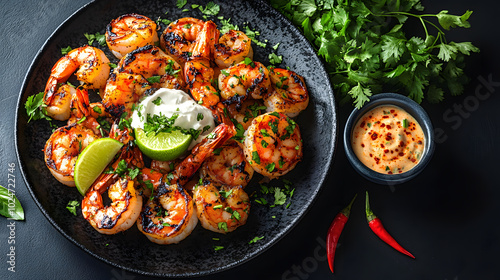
[
  {"xmin": 341, "ymin": 193, "xmax": 357, "ymax": 218},
  {"xmin": 365, "ymin": 191, "xmax": 415, "ymax": 259},
  {"xmin": 326, "ymin": 194, "xmax": 357, "ymax": 273}
]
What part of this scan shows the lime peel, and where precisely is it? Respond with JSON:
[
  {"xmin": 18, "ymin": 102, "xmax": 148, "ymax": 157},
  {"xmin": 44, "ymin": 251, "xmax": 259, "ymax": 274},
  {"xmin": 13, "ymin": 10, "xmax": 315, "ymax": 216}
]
[
  {"xmin": 74, "ymin": 138, "xmax": 123, "ymax": 195},
  {"xmin": 135, "ymin": 128, "xmax": 192, "ymax": 161}
]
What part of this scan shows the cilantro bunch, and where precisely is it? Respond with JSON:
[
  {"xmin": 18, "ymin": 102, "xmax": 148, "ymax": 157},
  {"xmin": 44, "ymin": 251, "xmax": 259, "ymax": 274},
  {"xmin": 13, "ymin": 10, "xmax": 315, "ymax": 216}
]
[{"xmin": 270, "ymin": 0, "xmax": 479, "ymax": 108}]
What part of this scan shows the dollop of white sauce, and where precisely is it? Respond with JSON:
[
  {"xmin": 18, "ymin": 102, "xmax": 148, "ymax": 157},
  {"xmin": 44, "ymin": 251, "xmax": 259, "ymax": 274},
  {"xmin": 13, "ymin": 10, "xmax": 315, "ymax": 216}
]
[{"xmin": 131, "ymin": 88, "xmax": 215, "ymax": 150}]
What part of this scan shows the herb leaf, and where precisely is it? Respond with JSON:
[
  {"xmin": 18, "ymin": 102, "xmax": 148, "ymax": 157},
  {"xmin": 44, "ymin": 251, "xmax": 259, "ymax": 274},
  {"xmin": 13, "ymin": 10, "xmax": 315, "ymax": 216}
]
[
  {"xmin": 66, "ymin": 200, "xmax": 80, "ymax": 216},
  {"xmin": 271, "ymin": 0, "xmax": 479, "ymax": 108},
  {"xmin": 0, "ymin": 185, "xmax": 24, "ymax": 220}
]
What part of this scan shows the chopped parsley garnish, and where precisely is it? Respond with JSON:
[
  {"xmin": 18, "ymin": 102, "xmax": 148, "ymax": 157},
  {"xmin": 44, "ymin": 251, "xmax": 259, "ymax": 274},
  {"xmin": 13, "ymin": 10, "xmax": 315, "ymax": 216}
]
[
  {"xmin": 249, "ymin": 236, "xmax": 264, "ymax": 244},
  {"xmin": 66, "ymin": 200, "xmax": 80, "ymax": 216},
  {"xmin": 84, "ymin": 32, "xmax": 106, "ymax": 46},
  {"xmin": 199, "ymin": 2, "xmax": 220, "ymax": 16},
  {"xmin": 214, "ymin": 245, "xmax": 224, "ymax": 251},
  {"xmin": 197, "ymin": 113, "xmax": 204, "ymax": 121},
  {"xmin": 269, "ymin": 52, "xmax": 283, "ymax": 65},
  {"xmin": 266, "ymin": 163, "xmax": 276, "ymax": 173},
  {"xmin": 165, "ymin": 60, "xmax": 181, "ymax": 76},
  {"xmin": 176, "ymin": 0, "xmax": 187, "ymax": 9},
  {"xmin": 152, "ymin": 97, "xmax": 162, "ymax": 105},
  {"xmin": 403, "ymin": 118, "xmax": 409, "ymax": 128},
  {"xmin": 217, "ymin": 222, "xmax": 228, "ymax": 232},
  {"xmin": 61, "ymin": 46, "xmax": 72, "ymax": 55},
  {"xmin": 252, "ymin": 151, "xmax": 261, "ymax": 164},
  {"xmin": 218, "ymin": 16, "xmax": 239, "ymax": 34},
  {"xmin": 147, "ymin": 75, "xmax": 161, "ymax": 84},
  {"xmin": 244, "ymin": 57, "xmax": 255, "ymax": 68}
]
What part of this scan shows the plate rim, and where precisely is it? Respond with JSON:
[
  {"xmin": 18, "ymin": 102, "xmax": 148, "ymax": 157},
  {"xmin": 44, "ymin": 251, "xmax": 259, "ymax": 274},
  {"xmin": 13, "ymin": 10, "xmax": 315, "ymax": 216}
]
[{"xmin": 14, "ymin": 0, "xmax": 338, "ymax": 277}]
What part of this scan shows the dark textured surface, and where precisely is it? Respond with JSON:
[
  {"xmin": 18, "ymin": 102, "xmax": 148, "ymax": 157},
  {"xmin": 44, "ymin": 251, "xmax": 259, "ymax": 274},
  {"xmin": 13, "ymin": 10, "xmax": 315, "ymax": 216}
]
[
  {"xmin": 14, "ymin": 0, "xmax": 336, "ymax": 277},
  {"xmin": 2, "ymin": 0, "xmax": 500, "ymax": 279}
]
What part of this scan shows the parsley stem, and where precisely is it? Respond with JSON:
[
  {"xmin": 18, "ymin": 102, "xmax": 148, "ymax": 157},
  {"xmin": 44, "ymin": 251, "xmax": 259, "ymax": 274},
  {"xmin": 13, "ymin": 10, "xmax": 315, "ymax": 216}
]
[{"xmin": 419, "ymin": 17, "xmax": 429, "ymax": 38}]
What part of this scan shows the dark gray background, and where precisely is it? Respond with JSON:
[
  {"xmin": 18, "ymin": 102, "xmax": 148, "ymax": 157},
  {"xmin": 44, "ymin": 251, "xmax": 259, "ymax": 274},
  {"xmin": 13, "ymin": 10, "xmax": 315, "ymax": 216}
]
[{"xmin": 1, "ymin": 0, "xmax": 499, "ymax": 279}]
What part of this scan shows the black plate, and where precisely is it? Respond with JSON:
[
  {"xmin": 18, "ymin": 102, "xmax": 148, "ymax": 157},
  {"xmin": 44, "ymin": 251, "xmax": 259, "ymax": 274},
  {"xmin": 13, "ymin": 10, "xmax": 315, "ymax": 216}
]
[{"xmin": 15, "ymin": 0, "xmax": 336, "ymax": 277}]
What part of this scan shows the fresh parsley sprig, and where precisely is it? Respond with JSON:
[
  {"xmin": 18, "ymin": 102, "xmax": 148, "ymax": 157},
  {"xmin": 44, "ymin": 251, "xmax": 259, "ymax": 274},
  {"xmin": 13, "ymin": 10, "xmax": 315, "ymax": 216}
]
[{"xmin": 270, "ymin": 0, "xmax": 479, "ymax": 108}]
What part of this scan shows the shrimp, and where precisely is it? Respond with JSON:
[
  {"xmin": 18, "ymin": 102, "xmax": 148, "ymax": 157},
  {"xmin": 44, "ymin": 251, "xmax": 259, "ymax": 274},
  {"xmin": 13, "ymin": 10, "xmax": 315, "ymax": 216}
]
[
  {"xmin": 101, "ymin": 72, "xmax": 152, "ymax": 117},
  {"xmin": 226, "ymin": 98, "xmax": 267, "ymax": 130},
  {"xmin": 44, "ymin": 84, "xmax": 77, "ymax": 121},
  {"xmin": 136, "ymin": 122, "xmax": 233, "ymax": 244},
  {"xmin": 172, "ymin": 123, "xmax": 235, "ymax": 185},
  {"xmin": 264, "ymin": 68, "xmax": 309, "ymax": 118},
  {"xmin": 106, "ymin": 13, "xmax": 159, "ymax": 59},
  {"xmin": 193, "ymin": 182, "xmax": 250, "ymax": 233},
  {"xmin": 184, "ymin": 58, "xmax": 220, "ymax": 109},
  {"xmin": 82, "ymin": 177, "xmax": 142, "ymax": 235},
  {"xmin": 243, "ymin": 112, "xmax": 303, "ymax": 179},
  {"xmin": 137, "ymin": 182, "xmax": 198, "ymax": 244},
  {"xmin": 191, "ymin": 20, "xmax": 219, "ymax": 60},
  {"xmin": 214, "ymin": 30, "xmax": 253, "ymax": 69},
  {"xmin": 116, "ymin": 46, "xmax": 182, "ymax": 79},
  {"xmin": 44, "ymin": 46, "xmax": 110, "ymax": 106},
  {"xmin": 218, "ymin": 60, "xmax": 271, "ymax": 104},
  {"xmin": 44, "ymin": 120, "xmax": 101, "ymax": 186},
  {"xmin": 160, "ymin": 17, "xmax": 205, "ymax": 64},
  {"xmin": 81, "ymin": 143, "xmax": 143, "ymax": 235},
  {"xmin": 200, "ymin": 140, "xmax": 254, "ymax": 187}
]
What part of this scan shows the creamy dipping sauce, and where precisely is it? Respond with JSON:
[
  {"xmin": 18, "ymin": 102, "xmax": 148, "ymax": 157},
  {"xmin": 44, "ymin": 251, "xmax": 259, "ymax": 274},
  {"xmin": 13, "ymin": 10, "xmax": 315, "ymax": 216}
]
[
  {"xmin": 131, "ymin": 88, "xmax": 215, "ymax": 150},
  {"xmin": 351, "ymin": 105, "xmax": 425, "ymax": 174}
]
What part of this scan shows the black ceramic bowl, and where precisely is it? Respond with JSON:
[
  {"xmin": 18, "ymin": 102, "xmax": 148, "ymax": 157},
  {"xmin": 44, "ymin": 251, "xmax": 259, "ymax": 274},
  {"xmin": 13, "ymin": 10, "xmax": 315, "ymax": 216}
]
[{"xmin": 343, "ymin": 93, "xmax": 434, "ymax": 185}]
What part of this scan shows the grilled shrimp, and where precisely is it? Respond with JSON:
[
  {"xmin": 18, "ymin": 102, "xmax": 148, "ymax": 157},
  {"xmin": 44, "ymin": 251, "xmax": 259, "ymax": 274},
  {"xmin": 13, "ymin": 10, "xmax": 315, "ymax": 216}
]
[
  {"xmin": 218, "ymin": 60, "xmax": 271, "ymax": 104},
  {"xmin": 226, "ymin": 98, "xmax": 266, "ymax": 130},
  {"xmin": 160, "ymin": 17, "xmax": 205, "ymax": 64},
  {"xmin": 44, "ymin": 84, "xmax": 76, "ymax": 121},
  {"xmin": 171, "ymin": 123, "xmax": 235, "ymax": 185},
  {"xmin": 193, "ymin": 182, "xmax": 250, "ymax": 233},
  {"xmin": 214, "ymin": 30, "xmax": 253, "ymax": 69},
  {"xmin": 82, "ymin": 177, "xmax": 142, "ymax": 234},
  {"xmin": 243, "ymin": 112, "xmax": 303, "ymax": 179},
  {"xmin": 106, "ymin": 13, "xmax": 159, "ymax": 59},
  {"xmin": 184, "ymin": 58, "xmax": 220, "ymax": 109},
  {"xmin": 137, "ymin": 182, "xmax": 198, "ymax": 244},
  {"xmin": 264, "ymin": 68, "xmax": 309, "ymax": 118},
  {"xmin": 191, "ymin": 20, "xmax": 219, "ymax": 60},
  {"xmin": 44, "ymin": 46, "xmax": 110, "ymax": 106},
  {"xmin": 44, "ymin": 120, "xmax": 101, "ymax": 186},
  {"xmin": 115, "ymin": 45, "xmax": 184, "ymax": 89},
  {"xmin": 200, "ymin": 140, "xmax": 254, "ymax": 187},
  {"xmin": 101, "ymin": 72, "xmax": 152, "ymax": 117}
]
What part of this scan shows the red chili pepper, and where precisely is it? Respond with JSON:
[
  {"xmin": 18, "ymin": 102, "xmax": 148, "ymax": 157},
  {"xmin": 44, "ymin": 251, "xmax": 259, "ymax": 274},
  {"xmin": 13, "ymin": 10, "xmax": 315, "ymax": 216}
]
[
  {"xmin": 326, "ymin": 194, "xmax": 357, "ymax": 273},
  {"xmin": 365, "ymin": 191, "xmax": 415, "ymax": 259}
]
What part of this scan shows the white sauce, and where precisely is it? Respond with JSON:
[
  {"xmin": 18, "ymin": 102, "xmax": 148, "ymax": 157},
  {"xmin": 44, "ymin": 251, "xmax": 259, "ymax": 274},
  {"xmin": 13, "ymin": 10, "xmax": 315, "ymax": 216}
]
[{"xmin": 131, "ymin": 88, "xmax": 215, "ymax": 150}]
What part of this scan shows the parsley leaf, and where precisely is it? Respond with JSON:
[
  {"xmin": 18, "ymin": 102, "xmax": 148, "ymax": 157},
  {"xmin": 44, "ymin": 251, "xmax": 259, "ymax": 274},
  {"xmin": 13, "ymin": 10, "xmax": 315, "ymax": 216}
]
[
  {"xmin": 271, "ymin": 0, "xmax": 479, "ymax": 108},
  {"xmin": 176, "ymin": 0, "xmax": 187, "ymax": 9},
  {"xmin": 25, "ymin": 92, "xmax": 51, "ymax": 123},
  {"xmin": 66, "ymin": 200, "xmax": 80, "ymax": 216}
]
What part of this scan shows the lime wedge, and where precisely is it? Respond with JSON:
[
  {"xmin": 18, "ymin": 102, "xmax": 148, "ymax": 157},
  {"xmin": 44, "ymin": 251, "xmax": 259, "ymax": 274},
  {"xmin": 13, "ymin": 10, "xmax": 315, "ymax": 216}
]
[
  {"xmin": 74, "ymin": 138, "xmax": 123, "ymax": 195},
  {"xmin": 135, "ymin": 128, "xmax": 192, "ymax": 161}
]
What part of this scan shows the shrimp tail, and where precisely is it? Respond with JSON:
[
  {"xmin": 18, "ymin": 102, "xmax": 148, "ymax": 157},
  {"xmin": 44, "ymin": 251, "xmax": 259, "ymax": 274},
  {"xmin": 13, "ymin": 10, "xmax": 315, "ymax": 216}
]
[
  {"xmin": 72, "ymin": 88, "xmax": 91, "ymax": 118},
  {"xmin": 174, "ymin": 123, "xmax": 233, "ymax": 185},
  {"xmin": 192, "ymin": 21, "xmax": 219, "ymax": 60}
]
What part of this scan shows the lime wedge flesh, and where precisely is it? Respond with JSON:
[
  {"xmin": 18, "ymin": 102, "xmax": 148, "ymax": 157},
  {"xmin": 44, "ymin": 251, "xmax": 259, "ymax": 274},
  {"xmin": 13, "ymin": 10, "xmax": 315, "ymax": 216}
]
[
  {"xmin": 135, "ymin": 128, "xmax": 192, "ymax": 162},
  {"xmin": 74, "ymin": 138, "xmax": 123, "ymax": 195}
]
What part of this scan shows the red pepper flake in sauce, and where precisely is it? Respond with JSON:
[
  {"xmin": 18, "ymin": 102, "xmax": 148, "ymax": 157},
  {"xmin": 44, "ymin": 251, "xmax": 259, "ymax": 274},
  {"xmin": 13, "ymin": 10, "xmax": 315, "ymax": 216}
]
[{"xmin": 351, "ymin": 105, "xmax": 425, "ymax": 174}]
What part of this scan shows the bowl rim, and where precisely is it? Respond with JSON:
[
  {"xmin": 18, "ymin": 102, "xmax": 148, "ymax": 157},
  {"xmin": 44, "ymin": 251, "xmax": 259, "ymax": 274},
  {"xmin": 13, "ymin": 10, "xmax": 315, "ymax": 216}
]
[{"xmin": 343, "ymin": 93, "xmax": 435, "ymax": 185}]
